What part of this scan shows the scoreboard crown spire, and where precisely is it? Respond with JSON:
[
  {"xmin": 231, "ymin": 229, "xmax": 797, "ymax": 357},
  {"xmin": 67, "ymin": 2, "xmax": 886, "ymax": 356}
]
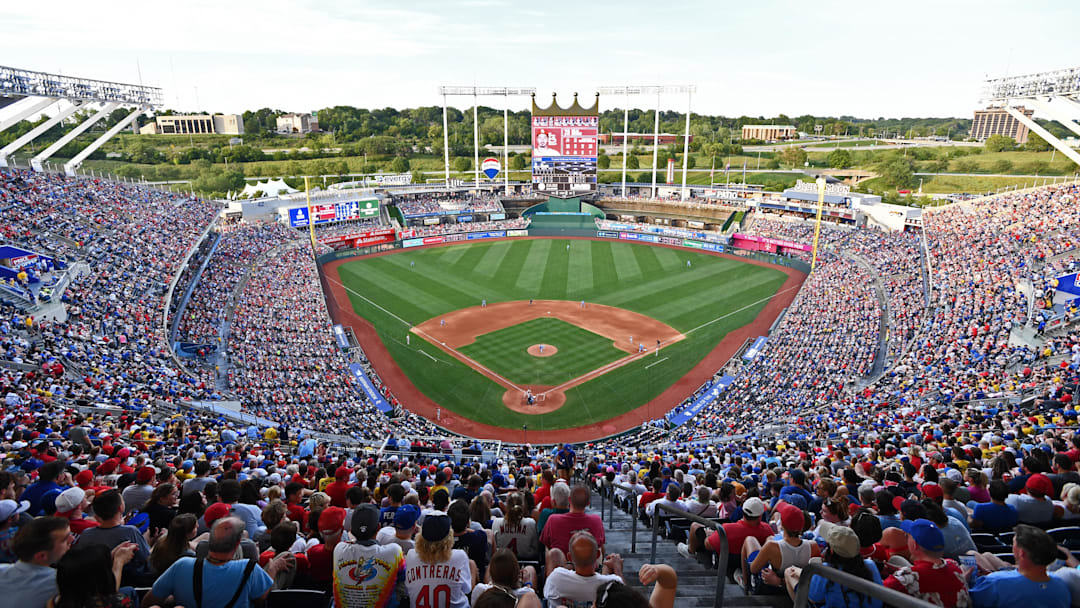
[{"xmin": 531, "ymin": 92, "xmax": 599, "ymax": 117}]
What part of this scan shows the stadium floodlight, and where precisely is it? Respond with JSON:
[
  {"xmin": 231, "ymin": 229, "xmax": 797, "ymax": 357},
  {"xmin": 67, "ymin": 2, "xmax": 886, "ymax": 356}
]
[
  {"xmin": 597, "ymin": 85, "xmax": 697, "ymax": 201},
  {"xmin": 437, "ymin": 85, "xmax": 537, "ymax": 194},
  {"xmin": 980, "ymin": 66, "xmax": 1080, "ymax": 168},
  {"xmin": 0, "ymin": 65, "xmax": 163, "ymax": 107}
]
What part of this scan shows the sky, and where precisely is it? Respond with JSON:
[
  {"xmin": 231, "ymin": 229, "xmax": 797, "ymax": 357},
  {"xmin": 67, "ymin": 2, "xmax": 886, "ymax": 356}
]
[{"xmin": 2, "ymin": 0, "xmax": 1078, "ymax": 120}]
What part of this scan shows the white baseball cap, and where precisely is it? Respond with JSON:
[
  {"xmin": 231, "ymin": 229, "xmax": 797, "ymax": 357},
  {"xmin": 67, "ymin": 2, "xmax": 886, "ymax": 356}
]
[
  {"xmin": 0, "ymin": 499, "xmax": 30, "ymax": 521},
  {"xmin": 742, "ymin": 497, "xmax": 766, "ymax": 518},
  {"xmin": 54, "ymin": 487, "xmax": 85, "ymax": 514}
]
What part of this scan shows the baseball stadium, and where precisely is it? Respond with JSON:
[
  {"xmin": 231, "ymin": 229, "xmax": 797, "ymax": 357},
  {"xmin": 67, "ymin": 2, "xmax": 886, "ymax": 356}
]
[{"xmin": 3, "ymin": 23, "xmax": 1080, "ymax": 608}]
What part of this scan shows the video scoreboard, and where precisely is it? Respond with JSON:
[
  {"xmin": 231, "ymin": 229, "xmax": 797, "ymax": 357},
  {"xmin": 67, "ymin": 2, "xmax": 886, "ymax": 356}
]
[
  {"xmin": 531, "ymin": 114, "xmax": 598, "ymax": 198},
  {"xmin": 288, "ymin": 199, "xmax": 380, "ymax": 228}
]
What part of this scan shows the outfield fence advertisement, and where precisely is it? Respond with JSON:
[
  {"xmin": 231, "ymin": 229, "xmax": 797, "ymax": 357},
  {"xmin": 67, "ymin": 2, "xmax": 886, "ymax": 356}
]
[
  {"xmin": 731, "ymin": 232, "xmax": 812, "ymax": 254},
  {"xmin": 319, "ymin": 228, "xmax": 397, "ymax": 250},
  {"xmin": 401, "ymin": 229, "xmax": 528, "ymax": 249},
  {"xmin": 531, "ymin": 114, "xmax": 598, "ymax": 198},
  {"xmin": 348, "ymin": 363, "xmax": 393, "ymax": 413}
]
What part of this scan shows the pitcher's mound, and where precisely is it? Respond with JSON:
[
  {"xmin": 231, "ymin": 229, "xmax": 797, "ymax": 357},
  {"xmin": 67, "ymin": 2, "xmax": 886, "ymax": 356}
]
[{"xmin": 527, "ymin": 344, "xmax": 557, "ymax": 357}]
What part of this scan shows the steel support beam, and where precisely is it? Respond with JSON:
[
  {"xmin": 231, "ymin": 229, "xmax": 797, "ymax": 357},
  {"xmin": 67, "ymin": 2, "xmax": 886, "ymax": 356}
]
[
  {"xmin": 64, "ymin": 106, "xmax": 146, "ymax": 176},
  {"xmin": 0, "ymin": 97, "xmax": 57, "ymax": 133},
  {"xmin": 0, "ymin": 100, "xmax": 84, "ymax": 168},
  {"xmin": 1004, "ymin": 106, "xmax": 1080, "ymax": 167},
  {"xmin": 31, "ymin": 102, "xmax": 119, "ymax": 171},
  {"xmin": 1027, "ymin": 98, "xmax": 1080, "ymax": 139}
]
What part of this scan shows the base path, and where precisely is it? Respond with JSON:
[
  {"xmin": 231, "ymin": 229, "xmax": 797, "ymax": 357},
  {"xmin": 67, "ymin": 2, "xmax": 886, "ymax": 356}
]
[
  {"xmin": 412, "ymin": 300, "xmax": 683, "ymax": 414},
  {"xmin": 319, "ymin": 236, "xmax": 807, "ymax": 443}
]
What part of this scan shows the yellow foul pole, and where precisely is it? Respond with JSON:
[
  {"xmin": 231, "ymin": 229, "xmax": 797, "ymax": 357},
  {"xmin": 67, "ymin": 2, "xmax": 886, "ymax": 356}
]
[{"xmin": 811, "ymin": 176, "xmax": 826, "ymax": 271}]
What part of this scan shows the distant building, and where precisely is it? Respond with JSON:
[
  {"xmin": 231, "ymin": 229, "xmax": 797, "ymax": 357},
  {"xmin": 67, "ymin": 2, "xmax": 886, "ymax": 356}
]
[
  {"xmin": 139, "ymin": 114, "xmax": 244, "ymax": 135},
  {"xmin": 970, "ymin": 107, "xmax": 1034, "ymax": 144},
  {"xmin": 598, "ymin": 132, "xmax": 691, "ymax": 145},
  {"xmin": 276, "ymin": 113, "xmax": 320, "ymax": 134},
  {"xmin": 742, "ymin": 125, "xmax": 797, "ymax": 141}
]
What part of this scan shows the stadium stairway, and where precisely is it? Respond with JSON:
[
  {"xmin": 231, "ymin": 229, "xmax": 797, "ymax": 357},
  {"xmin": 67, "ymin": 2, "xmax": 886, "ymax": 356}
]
[{"xmin": 589, "ymin": 492, "xmax": 786, "ymax": 607}]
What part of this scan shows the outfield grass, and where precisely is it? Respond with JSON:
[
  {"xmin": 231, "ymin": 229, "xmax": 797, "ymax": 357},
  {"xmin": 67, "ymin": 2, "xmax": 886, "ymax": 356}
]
[
  {"xmin": 459, "ymin": 317, "xmax": 625, "ymax": 385},
  {"xmin": 337, "ymin": 238, "xmax": 787, "ymax": 430}
]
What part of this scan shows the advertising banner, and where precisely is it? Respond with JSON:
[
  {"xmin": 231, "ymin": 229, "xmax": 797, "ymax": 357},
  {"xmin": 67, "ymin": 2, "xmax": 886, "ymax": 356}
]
[
  {"xmin": 457, "ymin": 215, "xmax": 474, "ymax": 222},
  {"xmin": 332, "ymin": 325, "xmax": 350, "ymax": 350},
  {"xmin": 732, "ymin": 233, "xmax": 812, "ymax": 252},
  {"xmin": 422, "ymin": 217, "xmax": 441, "ymax": 225},
  {"xmin": 743, "ymin": 336, "xmax": 768, "ymax": 361},
  {"xmin": 666, "ymin": 158, "xmax": 675, "ymax": 184},
  {"xmin": 466, "ymin": 231, "xmax": 507, "ymax": 240},
  {"xmin": 489, "ymin": 213, "xmax": 506, "ymax": 220},
  {"xmin": 288, "ymin": 207, "xmax": 310, "ymax": 228},
  {"xmin": 506, "ymin": 230, "xmax": 529, "ymax": 237},
  {"xmin": 481, "ymin": 157, "xmax": 501, "ymax": 180},
  {"xmin": 348, "ymin": 363, "xmax": 393, "ymax": 413},
  {"xmin": 531, "ymin": 114, "xmax": 598, "ymax": 198},
  {"xmin": 597, "ymin": 231, "xmax": 619, "ymax": 238},
  {"xmin": 666, "ymin": 375, "xmax": 735, "ymax": 427}
]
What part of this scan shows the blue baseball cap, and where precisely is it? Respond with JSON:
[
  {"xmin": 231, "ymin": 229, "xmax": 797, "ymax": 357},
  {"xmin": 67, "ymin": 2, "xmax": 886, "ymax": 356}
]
[{"xmin": 901, "ymin": 519, "xmax": 944, "ymax": 553}]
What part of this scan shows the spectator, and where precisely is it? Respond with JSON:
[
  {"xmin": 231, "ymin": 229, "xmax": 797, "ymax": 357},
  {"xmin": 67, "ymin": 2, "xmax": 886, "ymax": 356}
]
[
  {"xmin": 403, "ymin": 514, "xmax": 472, "ymax": 608},
  {"xmin": 543, "ymin": 530, "xmax": 623, "ymax": 606},
  {"xmin": 1007, "ymin": 473, "xmax": 1057, "ymax": 525},
  {"xmin": 50, "ymin": 542, "xmax": 136, "ymax": 608},
  {"xmin": 970, "ymin": 524, "xmax": 1069, "ymax": 608},
  {"xmin": 970, "ymin": 480, "xmax": 1020, "ymax": 533},
  {"xmin": 679, "ymin": 496, "xmax": 773, "ymax": 580},
  {"xmin": 148, "ymin": 513, "xmax": 197, "ymax": 575},
  {"xmin": 76, "ymin": 491, "xmax": 153, "ymax": 587},
  {"xmin": 333, "ymin": 503, "xmax": 406, "ymax": 607},
  {"xmin": 51, "ymin": 488, "xmax": 95, "ymax": 538},
  {"xmin": 121, "ymin": 467, "xmax": 155, "ymax": 516},
  {"xmin": 790, "ymin": 521, "xmax": 882, "ymax": 608},
  {"xmin": 143, "ymin": 516, "xmax": 292, "ymax": 608},
  {"xmin": 491, "ymin": 492, "xmax": 539, "ymax": 561},
  {"xmin": 0, "ymin": 516, "xmax": 72, "ymax": 608},
  {"xmin": 448, "ymin": 499, "xmax": 488, "ymax": 580},
  {"xmin": 737, "ymin": 502, "xmax": 820, "ymax": 596},
  {"xmin": 142, "ymin": 483, "xmax": 179, "ymax": 532},
  {"xmin": 470, "ymin": 548, "xmax": 538, "ymax": 605},
  {"xmin": 883, "ymin": 518, "xmax": 970, "ymax": 607},
  {"xmin": 377, "ymin": 504, "xmax": 419, "ymax": 554},
  {"xmin": 306, "ymin": 505, "xmax": 346, "ymax": 589},
  {"xmin": 541, "ymin": 485, "xmax": 606, "ymax": 574}
]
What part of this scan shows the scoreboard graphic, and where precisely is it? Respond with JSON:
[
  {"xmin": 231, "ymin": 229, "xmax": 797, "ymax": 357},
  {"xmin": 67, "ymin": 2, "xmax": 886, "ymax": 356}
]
[
  {"xmin": 531, "ymin": 95, "xmax": 599, "ymax": 198},
  {"xmin": 288, "ymin": 199, "xmax": 380, "ymax": 228}
]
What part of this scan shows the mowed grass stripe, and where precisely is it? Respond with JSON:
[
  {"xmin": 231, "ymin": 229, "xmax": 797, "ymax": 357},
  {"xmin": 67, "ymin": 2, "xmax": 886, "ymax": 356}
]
[
  {"xmin": 661, "ymin": 272, "xmax": 782, "ymax": 329},
  {"xmin": 491, "ymin": 239, "xmax": 530, "ymax": 287},
  {"xmin": 539, "ymin": 241, "xmax": 570, "ymax": 299},
  {"xmin": 566, "ymin": 241, "xmax": 594, "ymax": 297},
  {"xmin": 589, "ymin": 241, "xmax": 618, "ymax": 289},
  {"xmin": 436, "ymin": 245, "xmax": 469, "ymax": 265},
  {"xmin": 631, "ymin": 244, "xmax": 665, "ymax": 279},
  {"xmin": 459, "ymin": 318, "xmax": 625, "ymax": 385},
  {"xmin": 600, "ymin": 260, "xmax": 742, "ymax": 312},
  {"xmin": 339, "ymin": 263, "xmax": 453, "ymax": 323},
  {"xmin": 448, "ymin": 244, "xmax": 489, "ymax": 273},
  {"xmin": 615, "ymin": 264, "xmax": 777, "ymax": 322},
  {"xmin": 652, "ymin": 246, "xmax": 684, "ymax": 272},
  {"xmin": 514, "ymin": 239, "xmax": 551, "ymax": 292},
  {"xmin": 473, "ymin": 241, "xmax": 512, "ymax": 278},
  {"xmin": 379, "ymin": 255, "xmax": 507, "ymax": 310},
  {"xmin": 610, "ymin": 241, "xmax": 643, "ymax": 282}
]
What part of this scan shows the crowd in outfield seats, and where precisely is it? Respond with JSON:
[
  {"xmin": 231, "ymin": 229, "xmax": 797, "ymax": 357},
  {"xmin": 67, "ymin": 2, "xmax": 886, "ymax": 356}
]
[
  {"xmin": 4, "ymin": 166, "xmax": 1080, "ymax": 606},
  {"xmin": 407, "ymin": 218, "xmax": 530, "ymax": 238},
  {"xmin": 393, "ymin": 193, "xmax": 503, "ymax": 218}
]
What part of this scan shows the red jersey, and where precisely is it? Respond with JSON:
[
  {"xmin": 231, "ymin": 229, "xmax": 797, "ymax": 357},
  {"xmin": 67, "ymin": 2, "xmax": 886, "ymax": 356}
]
[
  {"xmin": 883, "ymin": 558, "xmax": 971, "ymax": 608},
  {"xmin": 325, "ymin": 480, "xmax": 352, "ymax": 508},
  {"xmin": 708, "ymin": 519, "xmax": 773, "ymax": 554},
  {"xmin": 539, "ymin": 511, "xmax": 606, "ymax": 555}
]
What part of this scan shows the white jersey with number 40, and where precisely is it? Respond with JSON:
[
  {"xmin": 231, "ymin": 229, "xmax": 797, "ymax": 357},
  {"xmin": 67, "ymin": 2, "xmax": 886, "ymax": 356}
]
[{"xmin": 403, "ymin": 548, "xmax": 471, "ymax": 608}]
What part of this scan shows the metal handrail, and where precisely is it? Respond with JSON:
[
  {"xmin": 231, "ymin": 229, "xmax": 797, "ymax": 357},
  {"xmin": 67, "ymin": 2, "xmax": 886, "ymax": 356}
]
[
  {"xmin": 648, "ymin": 501, "xmax": 728, "ymax": 608},
  {"xmin": 792, "ymin": 562, "xmax": 938, "ymax": 608},
  {"xmin": 605, "ymin": 481, "xmax": 643, "ymax": 553}
]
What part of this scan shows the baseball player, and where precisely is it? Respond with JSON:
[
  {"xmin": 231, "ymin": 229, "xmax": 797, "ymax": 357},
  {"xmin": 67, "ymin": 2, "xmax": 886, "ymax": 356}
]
[
  {"xmin": 580, "ymin": 300, "xmax": 585, "ymax": 309},
  {"xmin": 440, "ymin": 319, "xmax": 446, "ymax": 327},
  {"xmin": 638, "ymin": 343, "xmax": 645, "ymax": 353},
  {"xmin": 539, "ymin": 344, "xmax": 545, "ymax": 354},
  {"xmin": 482, "ymin": 299, "xmax": 486, "ymax": 308}
]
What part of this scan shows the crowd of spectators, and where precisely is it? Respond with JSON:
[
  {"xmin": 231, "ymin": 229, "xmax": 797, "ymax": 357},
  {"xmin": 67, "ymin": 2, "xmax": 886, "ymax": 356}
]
[
  {"xmin": 406, "ymin": 218, "xmax": 529, "ymax": 238},
  {"xmin": 393, "ymin": 194, "xmax": 503, "ymax": 218},
  {"xmin": 312, "ymin": 219, "xmax": 387, "ymax": 241}
]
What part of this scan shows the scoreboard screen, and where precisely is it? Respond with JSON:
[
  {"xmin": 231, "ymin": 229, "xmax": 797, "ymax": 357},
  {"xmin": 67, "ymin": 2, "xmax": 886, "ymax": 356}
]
[
  {"xmin": 288, "ymin": 199, "xmax": 379, "ymax": 228},
  {"xmin": 531, "ymin": 115, "xmax": 597, "ymax": 198}
]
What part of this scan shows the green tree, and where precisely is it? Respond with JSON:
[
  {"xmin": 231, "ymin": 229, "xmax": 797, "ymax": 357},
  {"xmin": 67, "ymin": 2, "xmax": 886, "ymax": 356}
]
[
  {"xmin": 984, "ymin": 134, "xmax": 1016, "ymax": 153},
  {"xmin": 510, "ymin": 154, "xmax": 526, "ymax": 170},
  {"xmin": 778, "ymin": 146, "xmax": 807, "ymax": 168},
  {"xmin": 880, "ymin": 158, "xmax": 916, "ymax": 189},
  {"xmin": 626, "ymin": 154, "xmax": 639, "ymax": 170},
  {"xmin": 452, "ymin": 157, "xmax": 471, "ymax": 172},
  {"xmin": 1024, "ymin": 132, "xmax": 1051, "ymax": 152},
  {"xmin": 952, "ymin": 159, "xmax": 978, "ymax": 173},
  {"xmin": 411, "ymin": 169, "xmax": 425, "ymax": 184},
  {"xmin": 388, "ymin": 156, "xmax": 410, "ymax": 173},
  {"xmin": 597, "ymin": 153, "xmax": 610, "ymax": 169},
  {"xmin": 991, "ymin": 159, "xmax": 1013, "ymax": 174},
  {"xmin": 826, "ymin": 149, "xmax": 852, "ymax": 169}
]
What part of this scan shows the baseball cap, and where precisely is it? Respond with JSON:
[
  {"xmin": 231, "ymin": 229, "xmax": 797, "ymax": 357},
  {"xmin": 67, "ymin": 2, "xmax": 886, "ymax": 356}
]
[
  {"xmin": 0, "ymin": 499, "xmax": 30, "ymax": 521},
  {"xmin": 921, "ymin": 484, "xmax": 943, "ymax": 501},
  {"xmin": 54, "ymin": 487, "xmax": 86, "ymax": 514},
  {"xmin": 742, "ymin": 497, "xmax": 766, "ymax": 518},
  {"xmin": 74, "ymin": 469, "xmax": 94, "ymax": 488},
  {"xmin": 320, "ymin": 507, "xmax": 346, "ymax": 534},
  {"xmin": 394, "ymin": 504, "xmax": 421, "ymax": 530},
  {"xmin": 777, "ymin": 502, "xmax": 805, "ymax": 533},
  {"xmin": 136, "ymin": 466, "xmax": 155, "ymax": 484},
  {"xmin": 1064, "ymin": 483, "xmax": 1080, "ymax": 507},
  {"xmin": 203, "ymin": 502, "xmax": 233, "ymax": 526},
  {"xmin": 351, "ymin": 504, "xmax": 380, "ymax": 541},
  {"xmin": 421, "ymin": 514, "xmax": 452, "ymax": 542},
  {"xmin": 335, "ymin": 466, "xmax": 351, "ymax": 480},
  {"xmin": 901, "ymin": 518, "xmax": 945, "ymax": 553},
  {"xmin": 819, "ymin": 521, "xmax": 860, "ymax": 559},
  {"xmin": 1026, "ymin": 473, "xmax": 1054, "ymax": 497}
]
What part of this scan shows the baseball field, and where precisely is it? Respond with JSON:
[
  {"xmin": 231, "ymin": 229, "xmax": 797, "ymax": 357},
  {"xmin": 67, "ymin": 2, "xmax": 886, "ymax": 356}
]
[{"xmin": 326, "ymin": 238, "xmax": 792, "ymax": 436}]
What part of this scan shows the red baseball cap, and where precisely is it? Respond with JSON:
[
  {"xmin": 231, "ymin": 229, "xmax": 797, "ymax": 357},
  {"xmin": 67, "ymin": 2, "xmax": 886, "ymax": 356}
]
[
  {"xmin": 921, "ymin": 484, "xmax": 943, "ymax": 501},
  {"xmin": 335, "ymin": 466, "xmax": 351, "ymax": 480},
  {"xmin": 777, "ymin": 503, "xmax": 805, "ymax": 533},
  {"xmin": 136, "ymin": 466, "xmax": 155, "ymax": 484},
  {"xmin": 74, "ymin": 470, "xmax": 94, "ymax": 488},
  {"xmin": 204, "ymin": 502, "xmax": 233, "ymax": 526},
  {"xmin": 320, "ymin": 506, "xmax": 346, "ymax": 533},
  {"xmin": 1026, "ymin": 473, "xmax": 1054, "ymax": 497}
]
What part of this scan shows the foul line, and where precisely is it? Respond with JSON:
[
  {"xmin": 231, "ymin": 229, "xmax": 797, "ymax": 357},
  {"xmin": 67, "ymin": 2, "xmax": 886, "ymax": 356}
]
[
  {"xmin": 646, "ymin": 357, "xmax": 668, "ymax": 369},
  {"xmin": 327, "ymin": 276, "xmax": 412, "ymax": 328},
  {"xmin": 410, "ymin": 326, "xmax": 526, "ymax": 393},
  {"xmin": 418, "ymin": 349, "xmax": 439, "ymax": 362},
  {"xmin": 684, "ymin": 285, "xmax": 802, "ymax": 336}
]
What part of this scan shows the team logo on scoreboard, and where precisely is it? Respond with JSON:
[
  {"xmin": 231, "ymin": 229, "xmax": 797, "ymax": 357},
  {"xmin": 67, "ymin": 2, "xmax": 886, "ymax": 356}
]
[{"xmin": 481, "ymin": 157, "xmax": 501, "ymax": 180}]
